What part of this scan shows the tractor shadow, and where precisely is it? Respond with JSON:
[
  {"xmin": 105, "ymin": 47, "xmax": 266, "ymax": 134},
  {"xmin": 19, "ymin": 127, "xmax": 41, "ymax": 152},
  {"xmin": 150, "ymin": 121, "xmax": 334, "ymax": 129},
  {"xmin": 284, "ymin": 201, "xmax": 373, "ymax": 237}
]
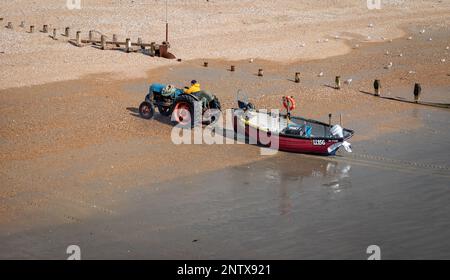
[{"xmin": 126, "ymin": 107, "xmax": 174, "ymax": 126}]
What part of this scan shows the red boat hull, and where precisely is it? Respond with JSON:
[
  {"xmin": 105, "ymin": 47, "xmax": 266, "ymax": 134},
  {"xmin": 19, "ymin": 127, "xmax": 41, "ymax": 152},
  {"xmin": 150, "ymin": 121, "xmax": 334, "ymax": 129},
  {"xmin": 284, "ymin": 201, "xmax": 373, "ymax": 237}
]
[{"xmin": 233, "ymin": 116, "xmax": 343, "ymax": 155}]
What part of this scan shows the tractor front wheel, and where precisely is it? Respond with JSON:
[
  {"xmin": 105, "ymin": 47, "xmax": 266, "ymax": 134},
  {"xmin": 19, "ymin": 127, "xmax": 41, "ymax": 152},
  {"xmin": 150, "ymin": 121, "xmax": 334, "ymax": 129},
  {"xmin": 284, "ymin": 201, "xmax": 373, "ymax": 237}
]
[{"xmin": 139, "ymin": 101, "xmax": 155, "ymax": 119}]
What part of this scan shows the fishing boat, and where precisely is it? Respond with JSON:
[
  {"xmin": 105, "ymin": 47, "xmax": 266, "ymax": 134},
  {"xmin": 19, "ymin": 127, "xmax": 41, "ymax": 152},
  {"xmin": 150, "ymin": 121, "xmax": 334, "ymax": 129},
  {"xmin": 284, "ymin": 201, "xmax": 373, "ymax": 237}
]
[{"xmin": 232, "ymin": 98, "xmax": 354, "ymax": 156}]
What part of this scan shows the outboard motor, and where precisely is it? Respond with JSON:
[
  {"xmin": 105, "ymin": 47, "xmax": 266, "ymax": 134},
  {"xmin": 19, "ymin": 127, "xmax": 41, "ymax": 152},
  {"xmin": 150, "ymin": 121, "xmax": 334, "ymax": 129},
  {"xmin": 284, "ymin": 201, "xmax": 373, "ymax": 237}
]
[{"xmin": 330, "ymin": 125, "xmax": 352, "ymax": 153}]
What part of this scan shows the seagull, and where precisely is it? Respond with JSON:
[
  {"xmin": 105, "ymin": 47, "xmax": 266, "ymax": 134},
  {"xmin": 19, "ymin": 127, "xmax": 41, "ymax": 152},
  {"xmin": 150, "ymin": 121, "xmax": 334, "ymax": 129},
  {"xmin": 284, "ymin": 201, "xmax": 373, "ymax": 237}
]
[
  {"xmin": 249, "ymin": 58, "xmax": 254, "ymax": 63},
  {"xmin": 399, "ymin": 53, "xmax": 403, "ymax": 57},
  {"xmin": 389, "ymin": 39, "xmax": 393, "ymax": 43},
  {"xmin": 318, "ymin": 72, "xmax": 324, "ymax": 77},
  {"xmin": 324, "ymin": 38, "xmax": 329, "ymax": 42},
  {"xmin": 385, "ymin": 62, "xmax": 393, "ymax": 69},
  {"xmin": 334, "ymin": 35, "xmax": 340, "ymax": 39},
  {"xmin": 385, "ymin": 50, "xmax": 390, "ymax": 55},
  {"xmin": 408, "ymin": 36, "xmax": 413, "ymax": 40},
  {"xmin": 446, "ymin": 46, "xmax": 450, "ymax": 50},
  {"xmin": 366, "ymin": 35, "xmax": 372, "ymax": 40},
  {"xmin": 300, "ymin": 43, "xmax": 306, "ymax": 47},
  {"xmin": 344, "ymin": 78, "xmax": 353, "ymax": 85},
  {"xmin": 354, "ymin": 44, "xmax": 360, "ymax": 49},
  {"xmin": 420, "ymin": 29, "xmax": 426, "ymax": 34},
  {"xmin": 428, "ymin": 38, "xmax": 433, "ymax": 41},
  {"xmin": 368, "ymin": 23, "xmax": 374, "ymax": 28},
  {"xmin": 441, "ymin": 58, "xmax": 446, "ymax": 63},
  {"xmin": 408, "ymin": 70, "xmax": 416, "ymax": 74}
]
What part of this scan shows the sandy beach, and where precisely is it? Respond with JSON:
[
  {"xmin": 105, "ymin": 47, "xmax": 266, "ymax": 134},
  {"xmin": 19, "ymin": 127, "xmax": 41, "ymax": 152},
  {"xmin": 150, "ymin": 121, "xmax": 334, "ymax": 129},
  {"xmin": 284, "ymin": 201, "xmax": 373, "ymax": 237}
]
[{"xmin": 0, "ymin": 0, "xmax": 449, "ymax": 259}]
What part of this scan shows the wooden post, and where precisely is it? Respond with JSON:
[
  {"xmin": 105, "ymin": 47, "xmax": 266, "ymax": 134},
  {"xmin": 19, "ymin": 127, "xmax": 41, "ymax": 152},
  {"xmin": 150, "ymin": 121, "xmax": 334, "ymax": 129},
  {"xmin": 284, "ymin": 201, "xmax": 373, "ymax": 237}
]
[
  {"xmin": 101, "ymin": 35, "xmax": 106, "ymax": 50},
  {"xmin": 414, "ymin": 83, "xmax": 421, "ymax": 103},
  {"xmin": 43, "ymin": 24, "xmax": 48, "ymax": 33},
  {"xmin": 328, "ymin": 113, "xmax": 332, "ymax": 126},
  {"xmin": 295, "ymin": 72, "xmax": 300, "ymax": 83},
  {"xmin": 112, "ymin": 34, "xmax": 120, "ymax": 47},
  {"xmin": 65, "ymin": 27, "xmax": 70, "ymax": 37},
  {"xmin": 204, "ymin": 62, "xmax": 208, "ymax": 67},
  {"xmin": 150, "ymin": 42, "xmax": 156, "ymax": 56},
  {"xmin": 89, "ymin": 30, "xmax": 93, "ymax": 42},
  {"xmin": 138, "ymin": 37, "xmax": 145, "ymax": 50},
  {"xmin": 258, "ymin": 69, "xmax": 264, "ymax": 77},
  {"xmin": 374, "ymin": 79, "xmax": 381, "ymax": 96},
  {"xmin": 339, "ymin": 114, "xmax": 343, "ymax": 126},
  {"xmin": 335, "ymin": 76, "xmax": 341, "ymax": 90},
  {"xmin": 7, "ymin": 22, "xmax": 13, "ymax": 29},
  {"xmin": 76, "ymin": 31, "xmax": 81, "ymax": 46},
  {"xmin": 230, "ymin": 65, "xmax": 235, "ymax": 72},
  {"xmin": 30, "ymin": 25, "xmax": 34, "ymax": 33},
  {"xmin": 126, "ymin": 38, "xmax": 131, "ymax": 53},
  {"xmin": 52, "ymin": 28, "xmax": 57, "ymax": 40}
]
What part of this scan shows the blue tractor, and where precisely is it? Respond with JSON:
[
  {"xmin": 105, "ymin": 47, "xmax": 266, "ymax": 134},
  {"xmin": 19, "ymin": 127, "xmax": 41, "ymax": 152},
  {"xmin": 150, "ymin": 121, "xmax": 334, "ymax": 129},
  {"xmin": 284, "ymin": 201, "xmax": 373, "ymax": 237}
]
[{"xmin": 138, "ymin": 83, "xmax": 222, "ymax": 127}]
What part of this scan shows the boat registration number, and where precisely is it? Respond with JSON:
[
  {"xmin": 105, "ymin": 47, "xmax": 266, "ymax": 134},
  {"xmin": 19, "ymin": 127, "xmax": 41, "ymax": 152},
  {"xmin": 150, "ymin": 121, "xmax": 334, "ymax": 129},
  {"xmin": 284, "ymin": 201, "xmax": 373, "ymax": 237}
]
[{"xmin": 312, "ymin": 139, "xmax": 326, "ymax": 146}]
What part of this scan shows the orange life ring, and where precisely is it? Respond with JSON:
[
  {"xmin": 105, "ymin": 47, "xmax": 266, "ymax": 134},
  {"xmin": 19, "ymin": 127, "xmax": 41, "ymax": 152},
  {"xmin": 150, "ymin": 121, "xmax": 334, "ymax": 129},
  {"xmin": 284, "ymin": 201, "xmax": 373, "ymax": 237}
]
[{"xmin": 283, "ymin": 96, "xmax": 296, "ymax": 111}]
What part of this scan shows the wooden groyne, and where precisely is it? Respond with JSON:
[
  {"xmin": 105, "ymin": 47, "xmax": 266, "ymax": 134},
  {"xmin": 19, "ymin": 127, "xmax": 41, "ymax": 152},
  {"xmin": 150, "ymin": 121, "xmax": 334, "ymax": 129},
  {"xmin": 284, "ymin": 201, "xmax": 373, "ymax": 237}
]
[{"xmin": 2, "ymin": 19, "xmax": 175, "ymax": 59}]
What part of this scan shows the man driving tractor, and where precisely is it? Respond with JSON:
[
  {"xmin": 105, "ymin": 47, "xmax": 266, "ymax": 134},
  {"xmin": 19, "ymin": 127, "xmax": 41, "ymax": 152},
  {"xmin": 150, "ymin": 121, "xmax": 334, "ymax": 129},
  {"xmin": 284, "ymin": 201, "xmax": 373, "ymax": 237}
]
[{"xmin": 184, "ymin": 80, "xmax": 201, "ymax": 94}]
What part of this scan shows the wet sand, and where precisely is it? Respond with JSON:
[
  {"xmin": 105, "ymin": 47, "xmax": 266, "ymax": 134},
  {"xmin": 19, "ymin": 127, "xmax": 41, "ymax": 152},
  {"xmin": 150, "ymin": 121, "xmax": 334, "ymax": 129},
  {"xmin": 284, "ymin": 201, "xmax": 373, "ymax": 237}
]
[
  {"xmin": 0, "ymin": 24, "xmax": 449, "ymax": 259},
  {"xmin": 2, "ymin": 119, "xmax": 449, "ymax": 259}
]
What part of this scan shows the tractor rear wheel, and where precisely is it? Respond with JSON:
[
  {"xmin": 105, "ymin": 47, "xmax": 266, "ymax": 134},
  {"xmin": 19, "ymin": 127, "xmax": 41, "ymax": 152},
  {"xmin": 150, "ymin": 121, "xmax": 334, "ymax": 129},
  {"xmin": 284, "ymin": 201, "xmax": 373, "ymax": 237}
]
[{"xmin": 172, "ymin": 95, "xmax": 201, "ymax": 128}]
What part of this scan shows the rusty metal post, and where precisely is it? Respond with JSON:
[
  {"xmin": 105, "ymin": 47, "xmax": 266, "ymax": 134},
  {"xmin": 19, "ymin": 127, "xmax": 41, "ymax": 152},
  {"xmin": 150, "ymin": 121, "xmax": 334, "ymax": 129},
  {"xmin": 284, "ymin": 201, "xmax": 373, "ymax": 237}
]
[
  {"xmin": 30, "ymin": 25, "xmax": 34, "ymax": 33},
  {"xmin": 230, "ymin": 65, "xmax": 235, "ymax": 72},
  {"xmin": 43, "ymin": 24, "xmax": 48, "ymax": 33},
  {"xmin": 65, "ymin": 27, "xmax": 70, "ymax": 37},
  {"xmin": 52, "ymin": 28, "xmax": 57, "ymax": 40},
  {"xmin": 165, "ymin": 22, "xmax": 169, "ymax": 43},
  {"xmin": 89, "ymin": 30, "xmax": 93, "ymax": 42},
  {"xmin": 258, "ymin": 69, "xmax": 264, "ymax": 77},
  {"xmin": 204, "ymin": 62, "xmax": 208, "ymax": 67},
  {"xmin": 295, "ymin": 72, "xmax": 300, "ymax": 83},
  {"xmin": 328, "ymin": 113, "xmax": 332, "ymax": 126}
]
